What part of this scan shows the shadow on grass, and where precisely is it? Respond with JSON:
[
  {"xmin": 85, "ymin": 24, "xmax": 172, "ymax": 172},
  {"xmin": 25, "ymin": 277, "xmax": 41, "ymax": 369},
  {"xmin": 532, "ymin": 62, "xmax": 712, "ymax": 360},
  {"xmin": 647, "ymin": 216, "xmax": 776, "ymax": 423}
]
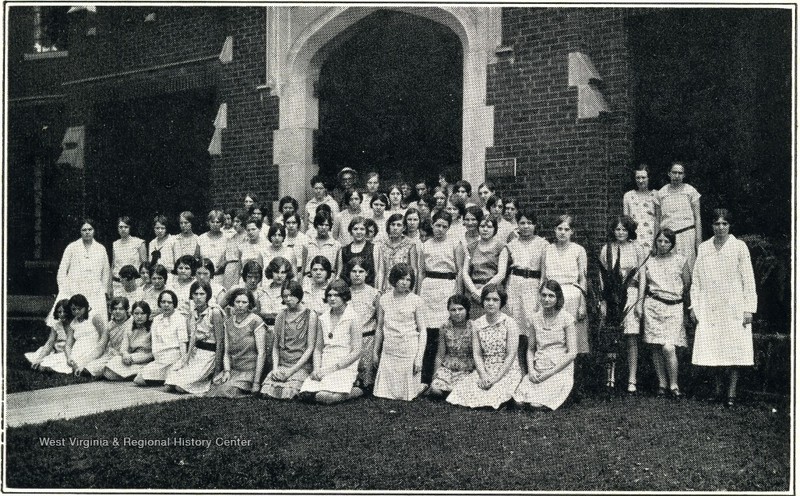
[{"xmin": 5, "ymin": 392, "xmax": 791, "ymax": 491}]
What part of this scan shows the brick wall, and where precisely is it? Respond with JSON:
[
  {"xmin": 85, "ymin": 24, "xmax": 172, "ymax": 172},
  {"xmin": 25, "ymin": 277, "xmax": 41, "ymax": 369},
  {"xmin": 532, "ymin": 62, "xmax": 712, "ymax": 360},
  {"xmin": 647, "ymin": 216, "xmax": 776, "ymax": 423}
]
[
  {"xmin": 209, "ymin": 8, "xmax": 280, "ymax": 214},
  {"xmin": 487, "ymin": 8, "xmax": 634, "ymax": 253}
]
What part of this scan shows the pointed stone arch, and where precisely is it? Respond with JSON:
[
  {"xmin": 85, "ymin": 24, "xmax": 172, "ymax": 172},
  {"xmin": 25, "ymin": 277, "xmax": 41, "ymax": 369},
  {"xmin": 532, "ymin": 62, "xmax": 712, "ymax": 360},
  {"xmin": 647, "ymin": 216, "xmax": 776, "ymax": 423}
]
[{"xmin": 266, "ymin": 6, "xmax": 500, "ymax": 204}]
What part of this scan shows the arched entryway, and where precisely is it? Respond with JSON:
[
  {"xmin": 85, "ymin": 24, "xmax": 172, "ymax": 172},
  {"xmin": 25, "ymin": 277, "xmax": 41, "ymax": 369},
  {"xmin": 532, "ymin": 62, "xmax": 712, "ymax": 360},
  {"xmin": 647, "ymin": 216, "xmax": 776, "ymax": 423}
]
[
  {"xmin": 268, "ymin": 6, "xmax": 500, "ymax": 206},
  {"xmin": 316, "ymin": 10, "xmax": 462, "ymax": 187}
]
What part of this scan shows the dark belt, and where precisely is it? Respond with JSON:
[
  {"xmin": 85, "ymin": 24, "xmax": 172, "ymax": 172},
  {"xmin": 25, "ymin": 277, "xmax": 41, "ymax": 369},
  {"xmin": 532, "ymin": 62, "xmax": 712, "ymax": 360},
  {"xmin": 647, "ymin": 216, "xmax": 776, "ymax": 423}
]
[
  {"xmin": 425, "ymin": 271, "xmax": 456, "ymax": 280},
  {"xmin": 195, "ymin": 341, "xmax": 216, "ymax": 352},
  {"xmin": 673, "ymin": 225, "xmax": 696, "ymax": 235},
  {"xmin": 510, "ymin": 268, "xmax": 541, "ymax": 279},
  {"xmin": 472, "ymin": 277, "xmax": 492, "ymax": 285},
  {"xmin": 646, "ymin": 290, "xmax": 683, "ymax": 305},
  {"xmin": 362, "ymin": 330, "xmax": 376, "ymax": 337},
  {"xmin": 263, "ymin": 316, "xmax": 276, "ymax": 326}
]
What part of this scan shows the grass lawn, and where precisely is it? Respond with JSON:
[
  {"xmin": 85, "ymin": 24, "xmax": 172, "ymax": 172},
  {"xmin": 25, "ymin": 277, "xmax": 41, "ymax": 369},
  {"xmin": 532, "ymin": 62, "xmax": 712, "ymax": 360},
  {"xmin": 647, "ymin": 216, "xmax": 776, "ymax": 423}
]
[
  {"xmin": 5, "ymin": 392, "xmax": 790, "ymax": 491},
  {"xmin": 5, "ymin": 319, "xmax": 791, "ymax": 491}
]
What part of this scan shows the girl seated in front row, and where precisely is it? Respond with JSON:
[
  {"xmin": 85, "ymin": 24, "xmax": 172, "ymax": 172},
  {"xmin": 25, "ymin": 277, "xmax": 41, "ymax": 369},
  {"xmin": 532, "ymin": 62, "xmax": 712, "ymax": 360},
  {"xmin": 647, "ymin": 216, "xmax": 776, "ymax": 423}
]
[
  {"xmin": 373, "ymin": 263, "xmax": 427, "ymax": 401},
  {"xmin": 299, "ymin": 279, "xmax": 363, "ymax": 404},
  {"xmin": 513, "ymin": 280, "xmax": 577, "ymax": 411},
  {"xmin": 63, "ymin": 294, "xmax": 108, "ymax": 377},
  {"xmin": 261, "ymin": 280, "xmax": 316, "ymax": 400},
  {"xmin": 428, "ymin": 294, "xmax": 475, "ymax": 399},
  {"xmin": 104, "ymin": 301, "xmax": 154, "ymax": 381},
  {"xmin": 134, "ymin": 290, "xmax": 187, "ymax": 386},
  {"xmin": 26, "ymin": 299, "xmax": 71, "ymax": 371},
  {"xmin": 208, "ymin": 288, "xmax": 269, "ymax": 398},
  {"xmin": 84, "ymin": 296, "xmax": 132, "ymax": 378},
  {"xmin": 447, "ymin": 284, "xmax": 522, "ymax": 410}
]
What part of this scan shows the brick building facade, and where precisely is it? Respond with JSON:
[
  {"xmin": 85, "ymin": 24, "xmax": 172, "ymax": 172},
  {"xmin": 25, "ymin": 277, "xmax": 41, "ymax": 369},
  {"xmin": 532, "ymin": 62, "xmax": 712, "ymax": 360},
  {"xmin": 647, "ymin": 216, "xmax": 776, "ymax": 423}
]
[{"xmin": 7, "ymin": 6, "xmax": 791, "ymax": 299}]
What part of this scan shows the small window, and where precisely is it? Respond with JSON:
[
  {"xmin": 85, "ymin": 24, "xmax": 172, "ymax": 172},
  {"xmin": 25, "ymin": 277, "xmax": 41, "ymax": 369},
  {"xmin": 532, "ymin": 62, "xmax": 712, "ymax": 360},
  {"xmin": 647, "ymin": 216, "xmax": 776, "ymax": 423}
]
[{"xmin": 32, "ymin": 6, "xmax": 69, "ymax": 53}]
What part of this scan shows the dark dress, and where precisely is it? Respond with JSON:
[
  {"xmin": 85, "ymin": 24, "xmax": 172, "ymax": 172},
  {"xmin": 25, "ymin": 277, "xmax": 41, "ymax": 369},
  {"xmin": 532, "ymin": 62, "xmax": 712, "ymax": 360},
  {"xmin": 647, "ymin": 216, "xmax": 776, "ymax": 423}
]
[{"xmin": 342, "ymin": 241, "xmax": 376, "ymax": 286}]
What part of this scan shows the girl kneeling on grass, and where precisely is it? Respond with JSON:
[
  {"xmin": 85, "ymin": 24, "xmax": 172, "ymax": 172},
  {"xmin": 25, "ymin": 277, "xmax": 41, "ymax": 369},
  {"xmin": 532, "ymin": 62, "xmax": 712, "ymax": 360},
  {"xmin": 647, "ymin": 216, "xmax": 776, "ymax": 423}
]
[
  {"xmin": 447, "ymin": 284, "xmax": 522, "ymax": 410},
  {"xmin": 104, "ymin": 301, "xmax": 154, "ymax": 380},
  {"xmin": 373, "ymin": 263, "xmax": 427, "ymax": 401},
  {"xmin": 208, "ymin": 288, "xmax": 268, "ymax": 398},
  {"xmin": 261, "ymin": 281, "xmax": 316, "ymax": 400},
  {"xmin": 299, "ymin": 279, "xmax": 363, "ymax": 404},
  {"xmin": 134, "ymin": 290, "xmax": 187, "ymax": 386},
  {"xmin": 26, "ymin": 299, "xmax": 71, "ymax": 372},
  {"xmin": 63, "ymin": 294, "xmax": 108, "ymax": 377},
  {"xmin": 427, "ymin": 294, "xmax": 475, "ymax": 399},
  {"xmin": 84, "ymin": 297, "xmax": 132, "ymax": 378},
  {"xmin": 513, "ymin": 280, "xmax": 577, "ymax": 411},
  {"xmin": 164, "ymin": 281, "xmax": 225, "ymax": 394}
]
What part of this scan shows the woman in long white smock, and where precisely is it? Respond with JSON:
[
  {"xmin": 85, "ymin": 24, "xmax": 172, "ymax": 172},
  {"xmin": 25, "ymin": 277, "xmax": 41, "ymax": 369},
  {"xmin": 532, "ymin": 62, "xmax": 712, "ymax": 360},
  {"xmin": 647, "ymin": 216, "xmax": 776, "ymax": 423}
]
[
  {"xmin": 690, "ymin": 209, "xmax": 756, "ymax": 407},
  {"xmin": 48, "ymin": 219, "xmax": 111, "ymax": 327}
]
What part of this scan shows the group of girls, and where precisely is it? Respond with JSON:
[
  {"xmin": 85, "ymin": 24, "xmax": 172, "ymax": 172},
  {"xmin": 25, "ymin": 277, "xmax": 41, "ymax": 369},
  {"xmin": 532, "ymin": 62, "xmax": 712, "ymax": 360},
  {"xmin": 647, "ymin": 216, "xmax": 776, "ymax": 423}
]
[{"xmin": 30, "ymin": 162, "xmax": 756, "ymax": 409}]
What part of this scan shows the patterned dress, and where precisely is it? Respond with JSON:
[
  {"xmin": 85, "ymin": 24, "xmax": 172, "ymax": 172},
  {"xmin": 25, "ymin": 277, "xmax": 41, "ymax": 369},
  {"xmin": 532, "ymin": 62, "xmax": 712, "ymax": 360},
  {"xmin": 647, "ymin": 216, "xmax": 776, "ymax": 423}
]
[
  {"xmin": 623, "ymin": 189, "xmax": 658, "ymax": 252},
  {"xmin": 446, "ymin": 314, "xmax": 522, "ymax": 409},
  {"xmin": 261, "ymin": 308, "xmax": 313, "ymax": 399},
  {"xmin": 430, "ymin": 320, "xmax": 475, "ymax": 392},
  {"xmin": 513, "ymin": 310, "xmax": 575, "ymax": 410},
  {"xmin": 376, "ymin": 236, "xmax": 417, "ymax": 292}
]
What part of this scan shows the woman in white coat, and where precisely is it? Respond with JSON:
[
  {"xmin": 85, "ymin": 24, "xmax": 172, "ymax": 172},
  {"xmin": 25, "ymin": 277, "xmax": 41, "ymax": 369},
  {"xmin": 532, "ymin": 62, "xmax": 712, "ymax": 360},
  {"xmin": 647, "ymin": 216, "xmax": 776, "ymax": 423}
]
[
  {"xmin": 48, "ymin": 219, "xmax": 111, "ymax": 327},
  {"xmin": 690, "ymin": 208, "xmax": 757, "ymax": 407}
]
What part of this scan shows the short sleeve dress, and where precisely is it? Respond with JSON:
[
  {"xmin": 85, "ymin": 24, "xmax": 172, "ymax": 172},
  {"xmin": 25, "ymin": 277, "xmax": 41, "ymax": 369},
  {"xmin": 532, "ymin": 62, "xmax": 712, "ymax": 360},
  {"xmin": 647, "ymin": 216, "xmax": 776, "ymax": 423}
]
[
  {"xmin": 349, "ymin": 285, "xmax": 379, "ymax": 388},
  {"xmin": 419, "ymin": 236, "xmax": 460, "ymax": 329},
  {"xmin": 643, "ymin": 253, "xmax": 687, "ymax": 347},
  {"xmin": 261, "ymin": 308, "xmax": 313, "ymax": 399},
  {"xmin": 112, "ymin": 236, "xmax": 145, "ymax": 293},
  {"xmin": 373, "ymin": 291, "xmax": 426, "ymax": 400},
  {"xmin": 430, "ymin": 320, "xmax": 475, "ymax": 392},
  {"xmin": 198, "ymin": 232, "xmax": 227, "ymax": 271},
  {"xmin": 544, "ymin": 242, "xmax": 589, "ymax": 353},
  {"xmin": 656, "ymin": 184, "xmax": 700, "ymax": 269},
  {"xmin": 300, "ymin": 305, "xmax": 360, "ymax": 394},
  {"xmin": 84, "ymin": 318, "xmax": 131, "ymax": 377},
  {"xmin": 27, "ymin": 321, "xmax": 68, "ymax": 368},
  {"xmin": 446, "ymin": 314, "xmax": 522, "ymax": 409},
  {"xmin": 67, "ymin": 318, "xmax": 105, "ymax": 371},
  {"xmin": 165, "ymin": 304, "xmax": 222, "ymax": 394},
  {"xmin": 208, "ymin": 312, "xmax": 267, "ymax": 398},
  {"xmin": 104, "ymin": 325, "xmax": 154, "ymax": 379},
  {"xmin": 513, "ymin": 310, "xmax": 575, "ymax": 410},
  {"xmin": 136, "ymin": 311, "xmax": 187, "ymax": 382},
  {"xmin": 623, "ymin": 189, "xmax": 659, "ymax": 252},
  {"xmin": 505, "ymin": 236, "xmax": 548, "ymax": 337}
]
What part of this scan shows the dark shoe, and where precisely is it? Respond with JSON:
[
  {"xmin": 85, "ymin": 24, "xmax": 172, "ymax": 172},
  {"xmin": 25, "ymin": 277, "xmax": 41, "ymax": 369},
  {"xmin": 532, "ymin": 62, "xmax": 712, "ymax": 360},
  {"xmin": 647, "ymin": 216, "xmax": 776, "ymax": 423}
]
[{"xmin": 669, "ymin": 387, "xmax": 683, "ymax": 400}]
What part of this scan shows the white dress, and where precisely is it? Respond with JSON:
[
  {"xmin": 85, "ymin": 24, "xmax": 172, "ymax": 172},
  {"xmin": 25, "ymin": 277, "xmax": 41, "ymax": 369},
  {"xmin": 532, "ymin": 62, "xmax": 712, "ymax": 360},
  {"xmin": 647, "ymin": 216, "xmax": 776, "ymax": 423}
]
[
  {"xmin": 691, "ymin": 236, "xmax": 757, "ymax": 366},
  {"xmin": 419, "ymin": 237, "xmax": 460, "ymax": 329},
  {"xmin": 84, "ymin": 318, "xmax": 131, "ymax": 377},
  {"xmin": 26, "ymin": 321, "xmax": 67, "ymax": 366},
  {"xmin": 300, "ymin": 305, "xmax": 360, "ymax": 394},
  {"xmin": 112, "ymin": 236, "xmax": 145, "ymax": 294},
  {"xmin": 198, "ymin": 232, "xmax": 227, "ymax": 270},
  {"xmin": 373, "ymin": 292, "xmax": 426, "ymax": 401},
  {"xmin": 544, "ymin": 242, "xmax": 589, "ymax": 353},
  {"xmin": 657, "ymin": 184, "xmax": 700, "ymax": 269},
  {"xmin": 505, "ymin": 236, "xmax": 548, "ymax": 337},
  {"xmin": 135, "ymin": 312, "xmax": 187, "ymax": 382},
  {"xmin": 513, "ymin": 310, "xmax": 575, "ymax": 410},
  {"xmin": 165, "ymin": 304, "xmax": 222, "ymax": 394},
  {"xmin": 47, "ymin": 239, "xmax": 110, "ymax": 327},
  {"xmin": 67, "ymin": 318, "xmax": 104, "ymax": 371}
]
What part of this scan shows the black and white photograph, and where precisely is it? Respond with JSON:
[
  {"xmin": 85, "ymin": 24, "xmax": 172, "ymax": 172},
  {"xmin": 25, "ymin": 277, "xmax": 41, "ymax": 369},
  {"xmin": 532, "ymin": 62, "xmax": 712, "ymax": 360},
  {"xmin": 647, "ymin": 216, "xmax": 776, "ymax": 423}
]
[{"xmin": 1, "ymin": 2, "xmax": 794, "ymax": 491}]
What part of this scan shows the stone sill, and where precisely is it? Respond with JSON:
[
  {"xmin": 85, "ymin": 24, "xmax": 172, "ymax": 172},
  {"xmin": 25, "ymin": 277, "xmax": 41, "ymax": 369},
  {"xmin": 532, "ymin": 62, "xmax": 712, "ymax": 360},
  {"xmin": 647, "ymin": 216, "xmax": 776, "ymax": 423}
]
[{"xmin": 24, "ymin": 51, "xmax": 69, "ymax": 61}]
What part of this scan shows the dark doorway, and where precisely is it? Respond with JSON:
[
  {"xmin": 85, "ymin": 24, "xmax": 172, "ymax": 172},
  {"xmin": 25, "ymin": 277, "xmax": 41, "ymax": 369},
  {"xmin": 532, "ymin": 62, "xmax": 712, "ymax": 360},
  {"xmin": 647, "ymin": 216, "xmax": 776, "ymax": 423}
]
[
  {"xmin": 88, "ymin": 88, "xmax": 216, "ymax": 243},
  {"xmin": 316, "ymin": 10, "xmax": 462, "ymax": 188}
]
